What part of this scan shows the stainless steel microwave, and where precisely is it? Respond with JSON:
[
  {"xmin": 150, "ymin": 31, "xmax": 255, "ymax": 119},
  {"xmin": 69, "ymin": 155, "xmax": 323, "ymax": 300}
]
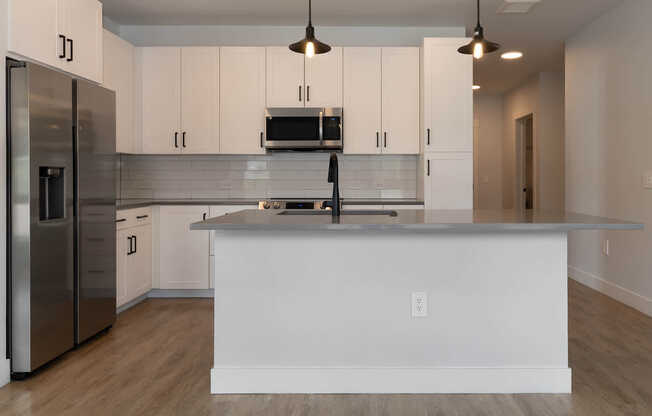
[{"xmin": 264, "ymin": 107, "xmax": 343, "ymax": 151}]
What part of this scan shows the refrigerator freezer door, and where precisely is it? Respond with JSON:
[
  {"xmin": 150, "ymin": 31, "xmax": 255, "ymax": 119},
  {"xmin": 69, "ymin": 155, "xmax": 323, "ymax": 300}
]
[
  {"xmin": 10, "ymin": 62, "xmax": 75, "ymax": 372},
  {"xmin": 75, "ymin": 80, "xmax": 118, "ymax": 344}
]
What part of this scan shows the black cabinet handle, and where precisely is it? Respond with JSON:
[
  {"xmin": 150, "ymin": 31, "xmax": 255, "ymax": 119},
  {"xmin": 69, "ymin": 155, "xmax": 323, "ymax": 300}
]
[
  {"xmin": 174, "ymin": 132, "xmax": 179, "ymax": 148},
  {"xmin": 133, "ymin": 235, "xmax": 137, "ymax": 254},
  {"xmin": 260, "ymin": 132, "xmax": 264, "ymax": 148},
  {"xmin": 376, "ymin": 132, "xmax": 379, "ymax": 148},
  {"xmin": 307, "ymin": 85, "xmax": 310, "ymax": 102},
  {"xmin": 182, "ymin": 132, "xmax": 186, "ymax": 148},
  {"xmin": 427, "ymin": 128, "xmax": 431, "ymax": 146},
  {"xmin": 427, "ymin": 160, "xmax": 430, "ymax": 177},
  {"xmin": 136, "ymin": 215, "xmax": 149, "ymax": 219},
  {"xmin": 59, "ymin": 35, "xmax": 66, "ymax": 59},
  {"xmin": 127, "ymin": 236, "xmax": 133, "ymax": 255},
  {"xmin": 384, "ymin": 132, "xmax": 387, "ymax": 148},
  {"xmin": 299, "ymin": 85, "xmax": 302, "ymax": 102},
  {"xmin": 67, "ymin": 39, "xmax": 73, "ymax": 62},
  {"xmin": 115, "ymin": 218, "xmax": 126, "ymax": 223},
  {"xmin": 203, "ymin": 213, "xmax": 207, "ymax": 220}
]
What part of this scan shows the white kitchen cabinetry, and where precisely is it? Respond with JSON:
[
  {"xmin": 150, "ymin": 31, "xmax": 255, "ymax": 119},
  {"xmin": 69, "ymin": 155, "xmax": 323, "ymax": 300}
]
[
  {"xmin": 266, "ymin": 46, "xmax": 342, "ymax": 108},
  {"xmin": 422, "ymin": 38, "xmax": 473, "ymax": 153},
  {"xmin": 424, "ymin": 153, "xmax": 473, "ymax": 209},
  {"xmin": 304, "ymin": 47, "xmax": 343, "ymax": 107},
  {"xmin": 8, "ymin": 0, "xmax": 103, "ymax": 82},
  {"xmin": 103, "ymin": 30, "xmax": 135, "ymax": 153},
  {"xmin": 158, "ymin": 206, "xmax": 210, "ymax": 289},
  {"xmin": 343, "ymin": 47, "xmax": 419, "ymax": 155},
  {"xmin": 116, "ymin": 208, "xmax": 153, "ymax": 308},
  {"xmin": 138, "ymin": 47, "xmax": 219, "ymax": 154},
  {"xmin": 220, "ymin": 47, "xmax": 267, "ymax": 154}
]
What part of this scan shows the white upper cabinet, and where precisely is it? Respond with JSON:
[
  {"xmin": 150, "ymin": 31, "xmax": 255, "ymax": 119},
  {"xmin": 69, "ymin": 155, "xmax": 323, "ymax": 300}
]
[
  {"xmin": 424, "ymin": 153, "xmax": 474, "ymax": 209},
  {"xmin": 422, "ymin": 38, "xmax": 473, "ymax": 153},
  {"xmin": 343, "ymin": 47, "xmax": 382, "ymax": 154},
  {"xmin": 220, "ymin": 47, "xmax": 266, "ymax": 154},
  {"xmin": 343, "ymin": 47, "xmax": 419, "ymax": 155},
  {"xmin": 103, "ymin": 30, "xmax": 135, "ymax": 153},
  {"xmin": 266, "ymin": 47, "xmax": 305, "ymax": 107},
  {"xmin": 381, "ymin": 47, "xmax": 420, "ymax": 154},
  {"xmin": 8, "ymin": 0, "xmax": 102, "ymax": 83},
  {"xmin": 138, "ymin": 47, "xmax": 181, "ymax": 154},
  {"xmin": 304, "ymin": 47, "xmax": 343, "ymax": 107},
  {"xmin": 181, "ymin": 47, "xmax": 220, "ymax": 154}
]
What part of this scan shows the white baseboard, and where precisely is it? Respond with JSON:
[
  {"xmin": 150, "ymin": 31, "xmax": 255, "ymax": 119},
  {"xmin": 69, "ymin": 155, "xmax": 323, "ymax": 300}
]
[
  {"xmin": 210, "ymin": 367, "xmax": 572, "ymax": 394},
  {"xmin": 569, "ymin": 265, "xmax": 652, "ymax": 317},
  {"xmin": 148, "ymin": 289, "xmax": 213, "ymax": 298},
  {"xmin": 0, "ymin": 358, "xmax": 10, "ymax": 388}
]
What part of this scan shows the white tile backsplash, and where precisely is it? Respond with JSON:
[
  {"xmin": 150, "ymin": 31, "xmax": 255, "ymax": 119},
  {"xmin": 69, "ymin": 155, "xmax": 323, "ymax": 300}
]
[{"xmin": 120, "ymin": 154, "xmax": 417, "ymax": 200}]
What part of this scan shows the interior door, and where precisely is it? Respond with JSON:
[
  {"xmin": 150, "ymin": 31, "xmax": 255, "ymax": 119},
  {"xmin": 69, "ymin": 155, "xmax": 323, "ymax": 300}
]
[
  {"xmin": 343, "ymin": 47, "xmax": 382, "ymax": 154},
  {"xmin": 381, "ymin": 47, "xmax": 420, "ymax": 154},
  {"xmin": 181, "ymin": 47, "xmax": 219, "ymax": 154},
  {"xmin": 304, "ymin": 47, "xmax": 342, "ymax": 107},
  {"xmin": 220, "ymin": 47, "xmax": 266, "ymax": 154},
  {"xmin": 140, "ymin": 47, "xmax": 181, "ymax": 154},
  {"xmin": 266, "ymin": 47, "xmax": 305, "ymax": 107}
]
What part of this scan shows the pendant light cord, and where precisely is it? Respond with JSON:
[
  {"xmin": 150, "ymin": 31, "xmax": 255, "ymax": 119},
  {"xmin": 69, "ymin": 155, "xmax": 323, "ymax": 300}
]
[
  {"xmin": 308, "ymin": 0, "xmax": 312, "ymax": 26},
  {"xmin": 476, "ymin": 0, "xmax": 480, "ymax": 27}
]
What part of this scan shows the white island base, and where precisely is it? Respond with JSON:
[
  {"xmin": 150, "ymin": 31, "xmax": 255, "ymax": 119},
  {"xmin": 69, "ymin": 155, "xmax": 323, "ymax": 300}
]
[{"xmin": 211, "ymin": 229, "xmax": 571, "ymax": 394}]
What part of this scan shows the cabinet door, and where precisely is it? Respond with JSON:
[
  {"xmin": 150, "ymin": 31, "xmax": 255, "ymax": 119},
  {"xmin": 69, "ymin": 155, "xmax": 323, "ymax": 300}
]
[
  {"xmin": 304, "ymin": 47, "xmax": 342, "ymax": 107},
  {"xmin": 220, "ymin": 47, "xmax": 266, "ymax": 154},
  {"xmin": 423, "ymin": 38, "xmax": 473, "ymax": 152},
  {"xmin": 140, "ymin": 47, "xmax": 181, "ymax": 154},
  {"xmin": 381, "ymin": 48, "xmax": 420, "ymax": 154},
  {"xmin": 128, "ymin": 225, "xmax": 152, "ymax": 299},
  {"xmin": 103, "ymin": 30, "xmax": 135, "ymax": 153},
  {"xmin": 159, "ymin": 206, "xmax": 210, "ymax": 289},
  {"xmin": 181, "ymin": 47, "xmax": 220, "ymax": 154},
  {"xmin": 64, "ymin": 0, "xmax": 103, "ymax": 82},
  {"xmin": 343, "ymin": 48, "xmax": 382, "ymax": 154},
  {"xmin": 425, "ymin": 153, "xmax": 473, "ymax": 209},
  {"xmin": 116, "ymin": 230, "xmax": 130, "ymax": 307},
  {"xmin": 266, "ymin": 47, "xmax": 305, "ymax": 107},
  {"xmin": 8, "ymin": 0, "xmax": 59, "ymax": 68}
]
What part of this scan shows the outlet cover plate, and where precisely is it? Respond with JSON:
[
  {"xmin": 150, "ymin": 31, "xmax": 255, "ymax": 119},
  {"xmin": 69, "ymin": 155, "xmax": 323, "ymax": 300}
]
[{"xmin": 412, "ymin": 292, "xmax": 428, "ymax": 318}]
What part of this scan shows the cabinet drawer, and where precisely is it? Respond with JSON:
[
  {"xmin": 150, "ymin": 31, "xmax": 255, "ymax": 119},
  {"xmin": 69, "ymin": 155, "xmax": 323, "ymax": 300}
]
[{"xmin": 116, "ymin": 206, "xmax": 152, "ymax": 230}]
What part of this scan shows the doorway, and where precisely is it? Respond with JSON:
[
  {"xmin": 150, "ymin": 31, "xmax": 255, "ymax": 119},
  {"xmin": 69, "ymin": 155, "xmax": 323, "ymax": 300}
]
[{"xmin": 515, "ymin": 114, "xmax": 534, "ymax": 210}]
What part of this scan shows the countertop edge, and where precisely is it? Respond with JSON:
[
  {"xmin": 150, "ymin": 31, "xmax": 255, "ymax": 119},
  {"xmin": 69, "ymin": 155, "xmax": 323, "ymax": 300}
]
[{"xmin": 116, "ymin": 199, "xmax": 425, "ymax": 211}]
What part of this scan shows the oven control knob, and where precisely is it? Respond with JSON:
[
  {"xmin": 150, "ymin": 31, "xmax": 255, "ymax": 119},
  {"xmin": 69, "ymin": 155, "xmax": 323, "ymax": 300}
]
[
  {"xmin": 273, "ymin": 202, "xmax": 281, "ymax": 209},
  {"xmin": 262, "ymin": 201, "xmax": 270, "ymax": 210}
]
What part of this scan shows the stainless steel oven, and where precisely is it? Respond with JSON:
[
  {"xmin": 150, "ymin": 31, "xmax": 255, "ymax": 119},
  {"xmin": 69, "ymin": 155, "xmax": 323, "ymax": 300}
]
[{"xmin": 264, "ymin": 107, "xmax": 343, "ymax": 151}]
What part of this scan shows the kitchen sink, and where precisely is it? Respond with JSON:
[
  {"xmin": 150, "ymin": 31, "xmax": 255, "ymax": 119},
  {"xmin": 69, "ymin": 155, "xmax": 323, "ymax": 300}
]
[{"xmin": 278, "ymin": 210, "xmax": 398, "ymax": 217}]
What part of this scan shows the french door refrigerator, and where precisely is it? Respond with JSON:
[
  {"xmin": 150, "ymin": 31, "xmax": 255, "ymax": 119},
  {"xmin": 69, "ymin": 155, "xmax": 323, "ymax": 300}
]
[{"xmin": 7, "ymin": 60, "xmax": 117, "ymax": 376}]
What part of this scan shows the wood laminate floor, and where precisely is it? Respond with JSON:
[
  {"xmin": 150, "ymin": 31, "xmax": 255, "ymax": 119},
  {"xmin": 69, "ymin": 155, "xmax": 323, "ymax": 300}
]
[{"xmin": 0, "ymin": 280, "xmax": 651, "ymax": 416}]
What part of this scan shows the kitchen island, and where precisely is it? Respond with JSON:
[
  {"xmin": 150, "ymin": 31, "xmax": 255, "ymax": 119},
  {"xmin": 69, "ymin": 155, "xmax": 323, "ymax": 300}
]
[{"xmin": 191, "ymin": 209, "xmax": 642, "ymax": 394}]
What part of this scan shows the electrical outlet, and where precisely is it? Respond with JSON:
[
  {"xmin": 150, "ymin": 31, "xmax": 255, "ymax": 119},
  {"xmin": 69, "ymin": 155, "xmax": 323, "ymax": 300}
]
[
  {"xmin": 411, "ymin": 292, "xmax": 428, "ymax": 318},
  {"xmin": 602, "ymin": 239, "xmax": 610, "ymax": 256}
]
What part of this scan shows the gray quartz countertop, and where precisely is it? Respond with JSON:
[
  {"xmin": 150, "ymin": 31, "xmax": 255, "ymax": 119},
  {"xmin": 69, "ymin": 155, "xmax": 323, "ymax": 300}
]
[
  {"xmin": 116, "ymin": 198, "xmax": 423, "ymax": 211},
  {"xmin": 189, "ymin": 209, "xmax": 643, "ymax": 232}
]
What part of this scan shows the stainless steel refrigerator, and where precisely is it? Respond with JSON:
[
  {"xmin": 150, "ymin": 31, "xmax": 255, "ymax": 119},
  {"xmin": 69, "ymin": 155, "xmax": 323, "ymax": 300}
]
[{"xmin": 7, "ymin": 60, "xmax": 117, "ymax": 376}]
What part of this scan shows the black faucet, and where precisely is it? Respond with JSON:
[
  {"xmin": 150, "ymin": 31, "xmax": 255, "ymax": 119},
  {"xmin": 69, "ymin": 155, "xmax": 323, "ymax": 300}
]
[{"xmin": 322, "ymin": 153, "xmax": 341, "ymax": 216}]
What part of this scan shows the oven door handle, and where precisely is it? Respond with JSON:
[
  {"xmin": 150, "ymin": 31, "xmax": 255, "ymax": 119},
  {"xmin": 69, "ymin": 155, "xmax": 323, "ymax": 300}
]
[{"xmin": 319, "ymin": 110, "xmax": 324, "ymax": 145}]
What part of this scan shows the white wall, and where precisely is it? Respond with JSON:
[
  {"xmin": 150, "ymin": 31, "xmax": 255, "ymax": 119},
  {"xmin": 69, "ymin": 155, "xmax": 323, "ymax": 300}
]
[
  {"xmin": 1, "ymin": 0, "xmax": 10, "ymax": 387},
  {"xmin": 474, "ymin": 95, "xmax": 504, "ymax": 209},
  {"xmin": 118, "ymin": 25, "xmax": 464, "ymax": 47},
  {"xmin": 565, "ymin": 0, "xmax": 652, "ymax": 317}
]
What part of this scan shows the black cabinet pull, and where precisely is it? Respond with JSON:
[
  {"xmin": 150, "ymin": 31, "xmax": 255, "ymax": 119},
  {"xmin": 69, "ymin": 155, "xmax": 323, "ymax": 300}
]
[
  {"xmin": 299, "ymin": 85, "xmax": 302, "ymax": 102},
  {"xmin": 136, "ymin": 215, "xmax": 149, "ymax": 219},
  {"xmin": 307, "ymin": 85, "xmax": 310, "ymax": 102},
  {"xmin": 203, "ymin": 213, "xmax": 207, "ymax": 220},
  {"xmin": 427, "ymin": 128, "xmax": 431, "ymax": 146},
  {"xmin": 59, "ymin": 35, "xmax": 66, "ymax": 59},
  {"xmin": 115, "ymin": 218, "xmax": 126, "ymax": 223},
  {"xmin": 260, "ymin": 132, "xmax": 264, "ymax": 148},
  {"xmin": 182, "ymin": 132, "xmax": 186, "ymax": 148},
  {"xmin": 66, "ymin": 39, "xmax": 73, "ymax": 62},
  {"xmin": 376, "ymin": 132, "xmax": 379, "ymax": 148},
  {"xmin": 427, "ymin": 160, "xmax": 430, "ymax": 177},
  {"xmin": 127, "ymin": 236, "xmax": 133, "ymax": 255},
  {"xmin": 384, "ymin": 132, "xmax": 387, "ymax": 148},
  {"xmin": 174, "ymin": 132, "xmax": 179, "ymax": 148},
  {"xmin": 133, "ymin": 235, "xmax": 137, "ymax": 254}
]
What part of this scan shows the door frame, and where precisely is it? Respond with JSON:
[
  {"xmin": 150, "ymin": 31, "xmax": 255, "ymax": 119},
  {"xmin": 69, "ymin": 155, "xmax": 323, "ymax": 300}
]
[{"xmin": 515, "ymin": 113, "xmax": 536, "ymax": 210}]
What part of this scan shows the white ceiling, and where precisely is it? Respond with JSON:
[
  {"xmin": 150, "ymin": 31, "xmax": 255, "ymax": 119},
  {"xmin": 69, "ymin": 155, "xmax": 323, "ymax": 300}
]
[{"xmin": 100, "ymin": 0, "xmax": 625, "ymax": 94}]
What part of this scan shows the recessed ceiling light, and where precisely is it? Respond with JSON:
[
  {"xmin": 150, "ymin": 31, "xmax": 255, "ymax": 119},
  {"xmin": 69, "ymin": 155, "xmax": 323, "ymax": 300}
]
[
  {"xmin": 472, "ymin": 85, "xmax": 481, "ymax": 90},
  {"xmin": 501, "ymin": 51, "xmax": 523, "ymax": 60}
]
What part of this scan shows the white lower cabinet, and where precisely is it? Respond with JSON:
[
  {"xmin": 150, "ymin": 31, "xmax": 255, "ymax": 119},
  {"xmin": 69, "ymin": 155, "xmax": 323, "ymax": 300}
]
[
  {"xmin": 116, "ymin": 208, "xmax": 153, "ymax": 308},
  {"xmin": 424, "ymin": 153, "xmax": 473, "ymax": 209},
  {"xmin": 158, "ymin": 206, "xmax": 210, "ymax": 289}
]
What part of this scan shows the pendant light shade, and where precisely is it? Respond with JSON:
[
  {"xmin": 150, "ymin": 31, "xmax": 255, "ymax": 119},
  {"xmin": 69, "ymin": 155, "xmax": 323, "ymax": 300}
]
[
  {"xmin": 458, "ymin": 0, "xmax": 500, "ymax": 59},
  {"xmin": 289, "ymin": 0, "xmax": 331, "ymax": 57}
]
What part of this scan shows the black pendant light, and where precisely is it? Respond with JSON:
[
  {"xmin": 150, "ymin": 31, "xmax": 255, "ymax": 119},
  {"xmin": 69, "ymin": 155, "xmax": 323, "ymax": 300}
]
[
  {"xmin": 458, "ymin": 0, "xmax": 500, "ymax": 59},
  {"xmin": 289, "ymin": 0, "xmax": 331, "ymax": 57}
]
